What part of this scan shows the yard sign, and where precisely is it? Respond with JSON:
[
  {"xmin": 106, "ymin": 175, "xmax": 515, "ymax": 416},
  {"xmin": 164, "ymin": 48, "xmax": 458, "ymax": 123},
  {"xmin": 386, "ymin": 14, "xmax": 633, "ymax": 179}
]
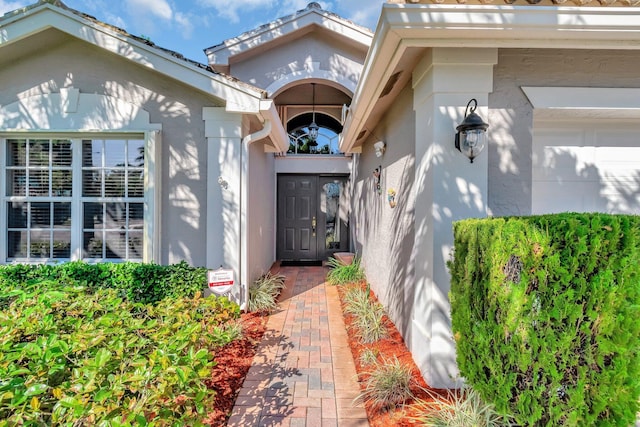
[{"xmin": 207, "ymin": 268, "xmax": 235, "ymax": 295}]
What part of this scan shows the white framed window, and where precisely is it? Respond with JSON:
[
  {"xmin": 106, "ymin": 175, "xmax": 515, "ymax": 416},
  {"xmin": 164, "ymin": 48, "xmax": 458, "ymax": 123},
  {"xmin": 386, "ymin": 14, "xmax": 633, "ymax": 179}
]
[{"xmin": 1, "ymin": 135, "xmax": 156, "ymax": 263}]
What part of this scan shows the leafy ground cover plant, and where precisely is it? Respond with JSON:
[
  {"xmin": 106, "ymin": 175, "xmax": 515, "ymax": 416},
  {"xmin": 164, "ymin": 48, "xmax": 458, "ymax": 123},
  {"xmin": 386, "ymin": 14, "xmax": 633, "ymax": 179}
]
[
  {"xmin": 342, "ymin": 284, "xmax": 388, "ymax": 343},
  {"xmin": 247, "ymin": 272, "xmax": 286, "ymax": 312},
  {"xmin": 326, "ymin": 255, "xmax": 365, "ymax": 286},
  {"xmin": 355, "ymin": 356, "xmax": 415, "ymax": 412},
  {"xmin": 0, "ymin": 280, "xmax": 240, "ymax": 426},
  {"xmin": 410, "ymin": 387, "xmax": 512, "ymax": 427}
]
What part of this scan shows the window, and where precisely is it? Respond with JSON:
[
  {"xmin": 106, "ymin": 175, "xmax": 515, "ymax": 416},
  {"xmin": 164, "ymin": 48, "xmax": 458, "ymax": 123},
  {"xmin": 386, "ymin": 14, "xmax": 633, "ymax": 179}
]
[{"xmin": 4, "ymin": 137, "xmax": 147, "ymax": 262}]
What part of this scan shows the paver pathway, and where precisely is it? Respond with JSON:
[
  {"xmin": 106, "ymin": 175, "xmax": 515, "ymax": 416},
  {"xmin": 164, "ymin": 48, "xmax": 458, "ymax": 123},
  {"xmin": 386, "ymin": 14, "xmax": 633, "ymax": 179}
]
[{"xmin": 228, "ymin": 265, "xmax": 369, "ymax": 426}]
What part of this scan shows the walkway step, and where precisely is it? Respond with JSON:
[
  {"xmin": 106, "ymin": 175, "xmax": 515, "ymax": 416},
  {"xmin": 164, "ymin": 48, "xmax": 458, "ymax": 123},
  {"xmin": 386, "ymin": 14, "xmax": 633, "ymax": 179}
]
[{"xmin": 228, "ymin": 266, "xmax": 369, "ymax": 427}]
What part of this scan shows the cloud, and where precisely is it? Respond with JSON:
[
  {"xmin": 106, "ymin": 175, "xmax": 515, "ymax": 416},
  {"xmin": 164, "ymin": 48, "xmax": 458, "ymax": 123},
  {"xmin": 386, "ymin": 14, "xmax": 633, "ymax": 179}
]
[
  {"xmin": 197, "ymin": 0, "xmax": 274, "ymax": 23},
  {"xmin": 126, "ymin": 0, "xmax": 173, "ymax": 21},
  {"xmin": 335, "ymin": 0, "xmax": 385, "ymax": 30},
  {"xmin": 174, "ymin": 12, "xmax": 194, "ymax": 39},
  {"xmin": 0, "ymin": 0, "xmax": 29, "ymax": 15}
]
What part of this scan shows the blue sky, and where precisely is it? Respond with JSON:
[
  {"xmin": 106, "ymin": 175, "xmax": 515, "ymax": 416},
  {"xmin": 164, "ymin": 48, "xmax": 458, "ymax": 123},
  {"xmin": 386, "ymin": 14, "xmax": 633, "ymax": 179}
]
[{"xmin": 0, "ymin": 0, "xmax": 385, "ymax": 63}]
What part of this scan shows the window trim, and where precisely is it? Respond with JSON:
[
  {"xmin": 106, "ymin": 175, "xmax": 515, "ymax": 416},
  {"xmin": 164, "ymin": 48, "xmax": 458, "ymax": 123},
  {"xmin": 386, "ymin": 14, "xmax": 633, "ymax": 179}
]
[{"xmin": 0, "ymin": 132, "xmax": 161, "ymax": 264}]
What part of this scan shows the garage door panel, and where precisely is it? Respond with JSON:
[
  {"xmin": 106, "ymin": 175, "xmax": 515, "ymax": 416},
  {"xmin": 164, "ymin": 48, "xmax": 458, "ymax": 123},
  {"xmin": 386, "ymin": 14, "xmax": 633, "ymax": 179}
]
[{"xmin": 532, "ymin": 121, "xmax": 640, "ymax": 215}]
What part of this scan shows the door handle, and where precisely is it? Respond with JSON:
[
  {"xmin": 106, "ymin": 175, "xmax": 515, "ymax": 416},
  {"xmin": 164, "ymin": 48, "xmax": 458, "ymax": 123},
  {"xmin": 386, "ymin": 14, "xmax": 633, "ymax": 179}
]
[{"xmin": 312, "ymin": 216, "xmax": 316, "ymax": 236}]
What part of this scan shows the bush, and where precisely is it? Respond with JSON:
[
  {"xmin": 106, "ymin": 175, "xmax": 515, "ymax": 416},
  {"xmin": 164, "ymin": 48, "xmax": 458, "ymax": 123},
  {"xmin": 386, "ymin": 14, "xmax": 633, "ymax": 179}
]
[
  {"xmin": 248, "ymin": 272, "xmax": 285, "ymax": 312},
  {"xmin": 343, "ymin": 284, "xmax": 388, "ymax": 343},
  {"xmin": 411, "ymin": 387, "xmax": 512, "ymax": 427},
  {"xmin": 449, "ymin": 213, "xmax": 640, "ymax": 426},
  {"xmin": 0, "ymin": 281, "xmax": 240, "ymax": 425},
  {"xmin": 0, "ymin": 261, "xmax": 207, "ymax": 304},
  {"xmin": 326, "ymin": 255, "xmax": 365, "ymax": 286},
  {"xmin": 354, "ymin": 356, "xmax": 415, "ymax": 411}
]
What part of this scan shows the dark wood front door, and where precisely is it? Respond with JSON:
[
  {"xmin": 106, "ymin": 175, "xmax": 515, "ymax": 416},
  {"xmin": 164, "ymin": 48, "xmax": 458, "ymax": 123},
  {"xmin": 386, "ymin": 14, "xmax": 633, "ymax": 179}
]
[
  {"xmin": 277, "ymin": 174, "xmax": 349, "ymax": 261},
  {"xmin": 277, "ymin": 175, "xmax": 318, "ymax": 261}
]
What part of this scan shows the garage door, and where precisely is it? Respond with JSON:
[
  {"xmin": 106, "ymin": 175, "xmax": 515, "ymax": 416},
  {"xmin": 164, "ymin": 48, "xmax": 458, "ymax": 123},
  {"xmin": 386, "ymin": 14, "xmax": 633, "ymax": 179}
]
[{"xmin": 532, "ymin": 121, "xmax": 640, "ymax": 215}]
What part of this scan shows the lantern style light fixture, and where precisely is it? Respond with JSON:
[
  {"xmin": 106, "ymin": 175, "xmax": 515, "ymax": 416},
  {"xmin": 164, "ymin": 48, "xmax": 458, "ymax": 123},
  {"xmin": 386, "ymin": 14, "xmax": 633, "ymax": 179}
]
[
  {"xmin": 454, "ymin": 98, "xmax": 489, "ymax": 163},
  {"xmin": 308, "ymin": 83, "xmax": 319, "ymax": 145}
]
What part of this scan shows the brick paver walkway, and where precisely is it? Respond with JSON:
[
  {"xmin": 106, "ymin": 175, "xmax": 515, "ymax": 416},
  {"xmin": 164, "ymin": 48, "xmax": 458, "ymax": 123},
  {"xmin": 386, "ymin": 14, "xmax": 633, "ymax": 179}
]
[{"xmin": 228, "ymin": 265, "xmax": 369, "ymax": 426}]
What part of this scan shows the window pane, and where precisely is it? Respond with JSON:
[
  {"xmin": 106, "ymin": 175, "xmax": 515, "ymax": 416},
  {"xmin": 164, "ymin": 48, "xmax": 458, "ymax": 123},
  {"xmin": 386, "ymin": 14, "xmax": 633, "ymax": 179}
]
[
  {"xmin": 30, "ymin": 230, "xmax": 50, "ymax": 258},
  {"xmin": 29, "ymin": 140, "xmax": 50, "ymax": 166},
  {"xmin": 104, "ymin": 170, "xmax": 125, "ymax": 197},
  {"xmin": 129, "ymin": 202, "xmax": 143, "ymax": 221},
  {"xmin": 28, "ymin": 170, "xmax": 50, "ymax": 197},
  {"xmin": 53, "ymin": 203, "xmax": 71, "ymax": 229},
  {"xmin": 8, "ymin": 231, "xmax": 28, "ymax": 258},
  {"xmin": 7, "ymin": 170, "xmax": 26, "ymax": 196},
  {"xmin": 105, "ymin": 231, "xmax": 126, "ymax": 259},
  {"xmin": 128, "ymin": 170, "xmax": 144, "ymax": 197},
  {"xmin": 31, "ymin": 203, "xmax": 51, "ymax": 228},
  {"xmin": 129, "ymin": 231, "xmax": 143, "ymax": 258},
  {"xmin": 104, "ymin": 140, "xmax": 126, "ymax": 167},
  {"xmin": 129, "ymin": 140, "xmax": 145, "ymax": 167},
  {"xmin": 84, "ymin": 202, "xmax": 104, "ymax": 229},
  {"xmin": 84, "ymin": 231, "xmax": 103, "ymax": 258},
  {"xmin": 82, "ymin": 170, "xmax": 102, "ymax": 197},
  {"xmin": 105, "ymin": 202, "xmax": 126, "ymax": 228},
  {"xmin": 8, "ymin": 202, "xmax": 27, "ymax": 228},
  {"xmin": 322, "ymin": 182, "xmax": 342, "ymax": 250},
  {"xmin": 53, "ymin": 232, "xmax": 71, "ymax": 258},
  {"xmin": 52, "ymin": 170, "xmax": 72, "ymax": 196},
  {"xmin": 52, "ymin": 140, "xmax": 72, "ymax": 167},
  {"xmin": 82, "ymin": 140, "xmax": 101, "ymax": 168},
  {"xmin": 7, "ymin": 139, "xmax": 26, "ymax": 167}
]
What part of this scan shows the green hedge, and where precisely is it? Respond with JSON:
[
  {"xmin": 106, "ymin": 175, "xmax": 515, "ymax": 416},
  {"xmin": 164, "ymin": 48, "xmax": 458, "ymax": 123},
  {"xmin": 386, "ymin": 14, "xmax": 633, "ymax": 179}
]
[
  {"xmin": 0, "ymin": 261, "xmax": 207, "ymax": 304},
  {"xmin": 449, "ymin": 213, "xmax": 640, "ymax": 426}
]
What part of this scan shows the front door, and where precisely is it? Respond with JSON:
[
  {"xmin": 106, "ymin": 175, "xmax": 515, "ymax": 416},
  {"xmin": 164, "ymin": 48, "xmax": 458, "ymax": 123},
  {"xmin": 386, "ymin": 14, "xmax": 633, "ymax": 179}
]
[{"xmin": 277, "ymin": 174, "xmax": 349, "ymax": 261}]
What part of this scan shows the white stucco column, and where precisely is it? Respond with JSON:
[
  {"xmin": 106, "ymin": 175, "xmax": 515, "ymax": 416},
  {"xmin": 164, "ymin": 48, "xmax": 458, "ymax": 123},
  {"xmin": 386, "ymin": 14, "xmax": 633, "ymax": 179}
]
[
  {"xmin": 411, "ymin": 48, "xmax": 497, "ymax": 388},
  {"xmin": 203, "ymin": 107, "xmax": 243, "ymax": 303}
]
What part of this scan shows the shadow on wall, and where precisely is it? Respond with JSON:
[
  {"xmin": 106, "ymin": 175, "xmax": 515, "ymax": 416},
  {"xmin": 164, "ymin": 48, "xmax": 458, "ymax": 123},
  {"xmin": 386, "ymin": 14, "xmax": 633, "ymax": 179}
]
[{"xmin": 2, "ymin": 29, "xmax": 221, "ymax": 266}]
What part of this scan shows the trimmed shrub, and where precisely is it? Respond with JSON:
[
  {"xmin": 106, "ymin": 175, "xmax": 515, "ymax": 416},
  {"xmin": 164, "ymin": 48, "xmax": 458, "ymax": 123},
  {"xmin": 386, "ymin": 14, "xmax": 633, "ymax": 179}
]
[
  {"xmin": 0, "ymin": 261, "xmax": 207, "ymax": 304},
  {"xmin": 326, "ymin": 255, "xmax": 365, "ymax": 286},
  {"xmin": 354, "ymin": 356, "xmax": 415, "ymax": 411},
  {"xmin": 410, "ymin": 387, "xmax": 512, "ymax": 427},
  {"xmin": 449, "ymin": 213, "xmax": 640, "ymax": 426},
  {"xmin": 248, "ymin": 272, "xmax": 286, "ymax": 312}
]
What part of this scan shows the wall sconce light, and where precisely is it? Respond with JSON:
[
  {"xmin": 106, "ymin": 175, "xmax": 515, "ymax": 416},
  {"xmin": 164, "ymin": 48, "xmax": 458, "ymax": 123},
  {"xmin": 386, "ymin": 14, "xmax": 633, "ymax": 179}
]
[
  {"xmin": 455, "ymin": 99, "xmax": 489, "ymax": 163},
  {"xmin": 373, "ymin": 140, "xmax": 386, "ymax": 158}
]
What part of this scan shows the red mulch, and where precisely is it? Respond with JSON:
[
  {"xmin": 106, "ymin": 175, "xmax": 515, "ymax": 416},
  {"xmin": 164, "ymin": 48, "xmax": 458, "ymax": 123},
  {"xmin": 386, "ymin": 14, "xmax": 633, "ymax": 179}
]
[
  {"xmin": 337, "ymin": 281, "xmax": 450, "ymax": 426},
  {"xmin": 203, "ymin": 311, "xmax": 268, "ymax": 426}
]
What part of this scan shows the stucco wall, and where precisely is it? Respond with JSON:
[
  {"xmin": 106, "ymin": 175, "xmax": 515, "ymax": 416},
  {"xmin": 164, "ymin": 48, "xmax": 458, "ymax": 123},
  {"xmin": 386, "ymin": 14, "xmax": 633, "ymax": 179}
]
[
  {"xmin": 247, "ymin": 140, "xmax": 277, "ymax": 281},
  {"xmin": 229, "ymin": 34, "xmax": 364, "ymax": 93},
  {"xmin": 351, "ymin": 83, "xmax": 416, "ymax": 338},
  {"xmin": 0, "ymin": 39, "xmax": 223, "ymax": 267},
  {"xmin": 489, "ymin": 48, "xmax": 640, "ymax": 217}
]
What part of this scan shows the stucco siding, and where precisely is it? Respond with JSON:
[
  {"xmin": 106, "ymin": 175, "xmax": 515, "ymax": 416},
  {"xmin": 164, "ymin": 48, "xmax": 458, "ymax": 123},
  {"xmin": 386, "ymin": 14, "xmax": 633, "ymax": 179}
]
[
  {"xmin": 489, "ymin": 48, "xmax": 640, "ymax": 217},
  {"xmin": 351, "ymin": 83, "xmax": 416, "ymax": 338},
  {"xmin": 230, "ymin": 34, "xmax": 364, "ymax": 93},
  {"xmin": 247, "ymin": 141, "xmax": 277, "ymax": 282},
  {"xmin": 0, "ymin": 39, "xmax": 224, "ymax": 267}
]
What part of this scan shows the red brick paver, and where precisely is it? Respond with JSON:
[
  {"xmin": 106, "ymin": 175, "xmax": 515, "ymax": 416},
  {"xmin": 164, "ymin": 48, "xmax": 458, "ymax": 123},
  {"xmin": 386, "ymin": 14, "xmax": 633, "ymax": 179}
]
[{"xmin": 228, "ymin": 265, "xmax": 369, "ymax": 427}]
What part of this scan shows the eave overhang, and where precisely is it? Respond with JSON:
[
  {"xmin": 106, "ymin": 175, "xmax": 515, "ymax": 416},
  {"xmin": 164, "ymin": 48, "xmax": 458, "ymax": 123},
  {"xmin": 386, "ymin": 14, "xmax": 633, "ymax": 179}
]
[{"xmin": 339, "ymin": 4, "xmax": 640, "ymax": 153}]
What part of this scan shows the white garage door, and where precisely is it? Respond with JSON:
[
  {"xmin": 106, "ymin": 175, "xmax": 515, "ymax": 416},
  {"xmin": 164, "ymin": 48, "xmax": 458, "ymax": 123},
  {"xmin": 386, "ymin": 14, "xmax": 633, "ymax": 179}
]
[{"xmin": 532, "ymin": 121, "xmax": 640, "ymax": 215}]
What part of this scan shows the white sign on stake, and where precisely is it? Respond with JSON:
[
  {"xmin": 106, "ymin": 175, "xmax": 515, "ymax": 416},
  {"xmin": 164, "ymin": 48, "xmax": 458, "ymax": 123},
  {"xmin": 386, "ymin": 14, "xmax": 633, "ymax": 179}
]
[{"xmin": 207, "ymin": 268, "xmax": 235, "ymax": 295}]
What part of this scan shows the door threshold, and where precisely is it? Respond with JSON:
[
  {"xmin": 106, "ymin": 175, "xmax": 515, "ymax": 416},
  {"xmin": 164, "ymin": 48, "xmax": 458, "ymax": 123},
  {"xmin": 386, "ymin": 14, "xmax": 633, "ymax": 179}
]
[{"xmin": 280, "ymin": 260, "xmax": 323, "ymax": 267}]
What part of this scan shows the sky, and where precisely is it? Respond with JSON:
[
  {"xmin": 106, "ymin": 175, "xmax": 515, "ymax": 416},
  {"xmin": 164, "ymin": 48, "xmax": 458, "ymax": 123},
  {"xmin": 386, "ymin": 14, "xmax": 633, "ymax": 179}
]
[{"xmin": 0, "ymin": 0, "xmax": 386, "ymax": 63}]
